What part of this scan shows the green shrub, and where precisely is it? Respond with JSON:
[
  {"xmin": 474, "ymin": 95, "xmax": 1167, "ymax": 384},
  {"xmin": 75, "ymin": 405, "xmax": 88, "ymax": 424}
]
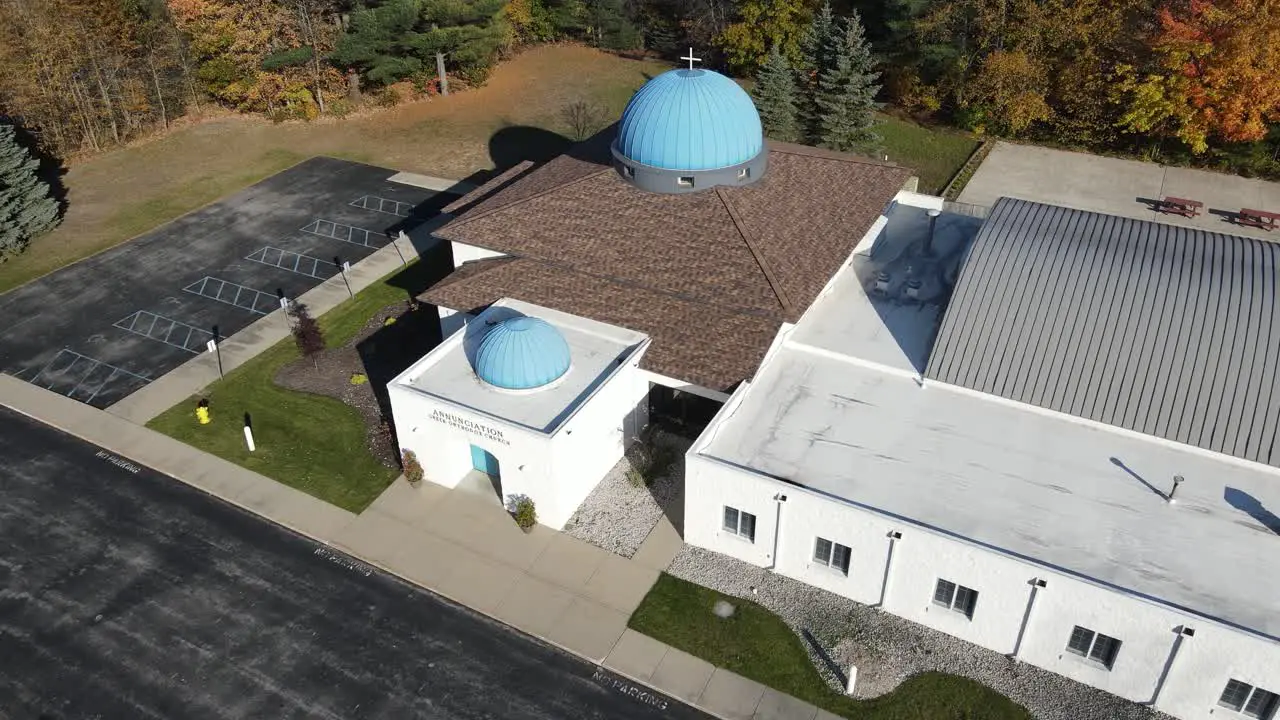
[
  {"xmin": 509, "ymin": 494, "xmax": 537, "ymax": 530},
  {"xmin": 401, "ymin": 448, "xmax": 424, "ymax": 486},
  {"xmin": 349, "ymin": 373, "xmax": 368, "ymax": 385}
]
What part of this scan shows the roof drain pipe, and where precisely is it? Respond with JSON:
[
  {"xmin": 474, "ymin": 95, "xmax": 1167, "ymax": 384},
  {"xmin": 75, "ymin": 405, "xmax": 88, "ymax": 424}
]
[
  {"xmin": 767, "ymin": 493, "xmax": 787, "ymax": 571},
  {"xmin": 1150, "ymin": 626, "xmax": 1195, "ymax": 708},
  {"xmin": 1010, "ymin": 578, "xmax": 1048, "ymax": 661},
  {"xmin": 873, "ymin": 531, "xmax": 903, "ymax": 609}
]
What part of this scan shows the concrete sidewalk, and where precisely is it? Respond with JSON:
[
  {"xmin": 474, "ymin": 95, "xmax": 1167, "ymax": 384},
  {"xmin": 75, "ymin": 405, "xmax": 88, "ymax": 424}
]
[{"xmin": 0, "ymin": 374, "xmax": 828, "ymax": 720}]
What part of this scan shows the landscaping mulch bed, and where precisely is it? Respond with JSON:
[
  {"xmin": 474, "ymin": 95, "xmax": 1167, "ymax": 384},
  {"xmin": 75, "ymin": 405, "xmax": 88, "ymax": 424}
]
[{"xmin": 274, "ymin": 301, "xmax": 437, "ymax": 469}]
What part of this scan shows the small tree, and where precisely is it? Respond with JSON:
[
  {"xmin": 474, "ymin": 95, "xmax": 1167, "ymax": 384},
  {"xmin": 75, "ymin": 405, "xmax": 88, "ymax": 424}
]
[
  {"xmin": 288, "ymin": 302, "xmax": 325, "ymax": 367},
  {"xmin": 816, "ymin": 13, "xmax": 881, "ymax": 153},
  {"xmin": 0, "ymin": 121, "xmax": 60, "ymax": 261},
  {"xmin": 752, "ymin": 46, "xmax": 801, "ymax": 142},
  {"xmin": 562, "ymin": 100, "xmax": 607, "ymax": 141}
]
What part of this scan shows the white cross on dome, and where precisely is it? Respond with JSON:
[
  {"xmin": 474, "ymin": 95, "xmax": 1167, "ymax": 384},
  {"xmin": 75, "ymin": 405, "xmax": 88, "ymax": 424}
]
[{"xmin": 681, "ymin": 48, "xmax": 702, "ymax": 70}]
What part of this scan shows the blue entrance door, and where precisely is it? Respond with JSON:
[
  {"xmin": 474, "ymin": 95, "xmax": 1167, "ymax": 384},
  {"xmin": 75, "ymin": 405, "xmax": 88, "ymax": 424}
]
[{"xmin": 470, "ymin": 444, "xmax": 500, "ymax": 477}]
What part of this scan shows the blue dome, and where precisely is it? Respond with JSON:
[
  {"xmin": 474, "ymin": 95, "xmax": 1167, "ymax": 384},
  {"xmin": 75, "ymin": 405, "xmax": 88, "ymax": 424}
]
[
  {"xmin": 474, "ymin": 317, "xmax": 571, "ymax": 391},
  {"xmin": 615, "ymin": 69, "xmax": 764, "ymax": 171}
]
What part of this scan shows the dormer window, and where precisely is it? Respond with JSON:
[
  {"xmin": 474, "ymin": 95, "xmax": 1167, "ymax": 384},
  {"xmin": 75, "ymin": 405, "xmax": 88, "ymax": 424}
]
[
  {"xmin": 623, "ymin": 165, "xmax": 635, "ymax": 178},
  {"xmin": 737, "ymin": 168, "xmax": 750, "ymax": 180},
  {"xmin": 678, "ymin": 176, "xmax": 694, "ymax": 188}
]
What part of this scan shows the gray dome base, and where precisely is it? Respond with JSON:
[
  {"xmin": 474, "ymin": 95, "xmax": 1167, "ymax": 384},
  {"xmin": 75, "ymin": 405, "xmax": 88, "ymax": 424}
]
[{"xmin": 612, "ymin": 144, "xmax": 767, "ymax": 195}]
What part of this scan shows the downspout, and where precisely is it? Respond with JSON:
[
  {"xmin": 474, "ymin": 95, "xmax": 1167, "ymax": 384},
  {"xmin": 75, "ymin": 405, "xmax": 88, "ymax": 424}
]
[
  {"xmin": 875, "ymin": 531, "xmax": 903, "ymax": 608},
  {"xmin": 1010, "ymin": 578, "xmax": 1048, "ymax": 660},
  {"xmin": 768, "ymin": 493, "xmax": 787, "ymax": 570},
  {"xmin": 1150, "ymin": 626, "xmax": 1195, "ymax": 707}
]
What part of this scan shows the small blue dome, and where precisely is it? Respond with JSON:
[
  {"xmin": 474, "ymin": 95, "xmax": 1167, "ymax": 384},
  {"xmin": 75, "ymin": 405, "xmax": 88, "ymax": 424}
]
[
  {"xmin": 616, "ymin": 69, "xmax": 764, "ymax": 171},
  {"xmin": 474, "ymin": 317, "xmax": 571, "ymax": 391}
]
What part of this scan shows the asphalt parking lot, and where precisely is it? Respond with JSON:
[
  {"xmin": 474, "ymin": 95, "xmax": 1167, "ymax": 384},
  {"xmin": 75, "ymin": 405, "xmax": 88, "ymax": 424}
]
[
  {"xmin": 0, "ymin": 407, "xmax": 709, "ymax": 720},
  {"xmin": 0, "ymin": 157, "xmax": 453, "ymax": 409}
]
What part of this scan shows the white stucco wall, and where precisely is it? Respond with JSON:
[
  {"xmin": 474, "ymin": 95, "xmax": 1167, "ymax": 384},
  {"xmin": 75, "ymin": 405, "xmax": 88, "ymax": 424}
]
[
  {"xmin": 388, "ymin": 384, "xmax": 552, "ymax": 505},
  {"xmin": 451, "ymin": 241, "xmax": 505, "ymax": 267},
  {"xmin": 684, "ymin": 448, "xmax": 1280, "ymax": 720},
  {"xmin": 389, "ymin": 362, "xmax": 649, "ymax": 531},
  {"xmin": 544, "ymin": 364, "xmax": 650, "ymax": 528}
]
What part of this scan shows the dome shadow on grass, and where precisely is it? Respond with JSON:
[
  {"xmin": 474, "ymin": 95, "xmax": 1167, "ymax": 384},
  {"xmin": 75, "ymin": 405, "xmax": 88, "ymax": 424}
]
[{"xmin": 628, "ymin": 573, "xmax": 1031, "ymax": 720}]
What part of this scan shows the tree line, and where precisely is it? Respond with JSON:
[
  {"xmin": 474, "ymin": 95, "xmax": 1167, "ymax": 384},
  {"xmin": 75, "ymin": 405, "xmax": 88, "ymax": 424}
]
[{"xmin": 2, "ymin": 0, "xmax": 1279, "ymax": 176}]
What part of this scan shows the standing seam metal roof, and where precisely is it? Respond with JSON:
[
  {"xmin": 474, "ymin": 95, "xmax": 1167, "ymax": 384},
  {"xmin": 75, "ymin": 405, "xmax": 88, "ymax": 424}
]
[{"xmin": 926, "ymin": 198, "xmax": 1280, "ymax": 467}]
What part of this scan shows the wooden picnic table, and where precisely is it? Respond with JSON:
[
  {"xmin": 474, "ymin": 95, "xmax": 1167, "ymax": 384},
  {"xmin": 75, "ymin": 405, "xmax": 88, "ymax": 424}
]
[
  {"xmin": 1155, "ymin": 196, "xmax": 1204, "ymax": 218},
  {"xmin": 1237, "ymin": 208, "xmax": 1280, "ymax": 231}
]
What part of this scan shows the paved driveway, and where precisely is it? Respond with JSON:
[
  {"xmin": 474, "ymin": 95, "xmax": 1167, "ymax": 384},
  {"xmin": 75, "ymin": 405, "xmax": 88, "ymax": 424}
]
[
  {"xmin": 0, "ymin": 407, "xmax": 709, "ymax": 720},
  {"xmin": 958, "ymin": 142, "xmax": 1280, "ymax": 241}
]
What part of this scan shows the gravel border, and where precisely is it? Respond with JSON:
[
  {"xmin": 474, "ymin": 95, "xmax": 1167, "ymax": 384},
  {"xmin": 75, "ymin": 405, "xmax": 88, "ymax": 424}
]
[
  {"xmin": 563, "ymin": 432, "xmax": 690, "ymax": 557},
  {"xmin": 667, "ymin": 546, "xmax": 1171, "ymax": 720}
]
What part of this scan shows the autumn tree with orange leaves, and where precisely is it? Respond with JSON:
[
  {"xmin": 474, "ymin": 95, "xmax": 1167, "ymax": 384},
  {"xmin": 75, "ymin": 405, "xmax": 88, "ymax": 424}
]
[{"xmin": 1116, "ymin": 0, "xmax": 1280, "ymax": 153}]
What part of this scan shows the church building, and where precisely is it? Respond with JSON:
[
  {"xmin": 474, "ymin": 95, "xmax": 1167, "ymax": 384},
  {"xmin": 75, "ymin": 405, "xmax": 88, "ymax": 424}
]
[
  {"xmin": 388, "ymin": 63, "xmax": 916, "ymax": 528},
  {"xmin": 387, "ymin": 54, "xmax": 1280, "ymax": 720}
]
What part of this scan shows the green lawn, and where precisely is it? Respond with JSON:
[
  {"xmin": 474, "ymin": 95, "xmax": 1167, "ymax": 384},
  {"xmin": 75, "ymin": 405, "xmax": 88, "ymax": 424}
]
[
  {"xmin": 630, "ymin": 574, "xmax": 1031, "ymax": 720},
  {"xmin": 146, "ymin": 265, "xmax": 418, "ymax": 513},
  {"xmin": 876, "ymin": 115, "xmax": 980, "ymax": 195}
]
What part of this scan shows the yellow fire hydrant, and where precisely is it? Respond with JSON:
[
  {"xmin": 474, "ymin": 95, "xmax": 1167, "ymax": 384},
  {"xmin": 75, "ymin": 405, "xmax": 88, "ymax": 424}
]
[{"xmin": 196, "ymin": 399, "xmax": 211, "ymax": 425}]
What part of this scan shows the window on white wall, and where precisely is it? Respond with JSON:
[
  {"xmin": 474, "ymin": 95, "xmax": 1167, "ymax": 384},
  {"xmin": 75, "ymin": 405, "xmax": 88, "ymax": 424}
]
[
  {"xmin": 1065, "ymin": 626, "xmax": 1122, "ymax": 669},
  {"xmin": 722, "ymin": 506, "xmax": 756, "ymax": 542},
  {"xmin": 1220, "ymin": 679, "xmax": 1279, "ymax": 718},
  {"xmin": 813, "ymin": 537, "xmax": 851, "ymax": 575},
  {"xmin": 932, "ymin": 579, "xmax": 978, "ymax": 618}
]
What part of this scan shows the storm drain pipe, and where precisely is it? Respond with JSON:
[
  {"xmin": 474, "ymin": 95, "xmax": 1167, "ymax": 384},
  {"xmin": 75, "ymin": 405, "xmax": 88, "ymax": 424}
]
[
  {"xmin": 875, "ymin": 531, "xmax": 903, "ymax": 608},
  {"xmin": 1011, "ymin": 578, "xmax": 1048, "ymax": 660}
]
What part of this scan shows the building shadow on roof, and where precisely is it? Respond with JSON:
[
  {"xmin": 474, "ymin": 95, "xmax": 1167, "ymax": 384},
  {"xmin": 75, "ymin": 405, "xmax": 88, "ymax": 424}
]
[{"xmin": 1224, "ymin": 487, "xmax": 1280, "ymax": 535}]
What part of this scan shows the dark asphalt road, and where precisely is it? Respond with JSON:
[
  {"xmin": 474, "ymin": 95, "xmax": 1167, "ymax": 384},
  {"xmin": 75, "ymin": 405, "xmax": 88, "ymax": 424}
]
[
  {"xmin": 0, "ymin": 408, "xmax": 710, "ymax": 720},
  {"xmin": 0, "ymin": 157, "xmax": 452, "ymax": 409}
]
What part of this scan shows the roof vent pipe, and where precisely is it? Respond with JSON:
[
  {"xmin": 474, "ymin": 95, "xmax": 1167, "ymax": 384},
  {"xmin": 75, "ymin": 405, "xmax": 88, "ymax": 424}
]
[
  {"xmin": 925, "ymin": 208, "xmax": 942, "ymax": 257},
  {"xmin": 1168, "ymin": 475, "xmax": 1184, "ymax": 504}
]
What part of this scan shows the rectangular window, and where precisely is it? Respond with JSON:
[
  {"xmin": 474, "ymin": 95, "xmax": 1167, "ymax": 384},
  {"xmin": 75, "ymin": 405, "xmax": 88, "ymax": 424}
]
[
  {"xmin": 931, "ymin": 578, "xmax": 978, "ymax": 618},
  {"xmin": 623, "ymin": 165, "xmax": 635, "ymax": 178},
  {"xmin": 722, "ymin": 506, "xmax": 755, "ymax": 542},
  {"xmin": 677, "ymin": 176, "xmax": 694, "ymax": 188},
  {"xmin": 737, "ymin": 167, "xmax": 750, "ymax": 180},
  {"xmin": 1221, "ymin": 680, "xmax": 1280, "ymax": 718},
  {"xmin": 812, "ymin": 537, "xmax": 851, "ymax": 575},
  {"xmin": 1065, "ymin": 626, "xmax": 1122, "ymax": 669}
]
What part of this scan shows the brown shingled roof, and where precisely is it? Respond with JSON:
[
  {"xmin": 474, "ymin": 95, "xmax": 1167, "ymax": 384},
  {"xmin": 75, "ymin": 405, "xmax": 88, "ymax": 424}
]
[
  {"xmin": 427, "ymin": 129, "xmax": 911, "ymax": 388},
  {"xmin": 420, "ymin": 257, "xmax": 779, "ymax": 392}
]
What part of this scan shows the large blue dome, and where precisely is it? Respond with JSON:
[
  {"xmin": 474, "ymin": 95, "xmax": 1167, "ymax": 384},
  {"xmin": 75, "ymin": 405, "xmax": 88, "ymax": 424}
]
[
  {"xmin": 615, "ymin": 69, "xmax": 764, "ymax": 172},
  {"xmin": 473, "ymin": 316, "xmax": 571, "ymax": 391}
]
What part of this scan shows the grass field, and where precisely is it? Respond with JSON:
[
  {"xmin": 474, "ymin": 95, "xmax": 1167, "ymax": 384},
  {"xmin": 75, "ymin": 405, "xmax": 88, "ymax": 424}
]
[
  {"xmin": 877, "ymin": 117, "xmax": 979, "ymax": 195},
  {"xmin": 3, "ymin": 44, "xmax": 978, "ymax": 295},
  {"xmin": 146, "ymin": 266, "xmax": 416, "ymax": 513},
  {"xmin": 630, "ymin": 574, "xmax": 1031, "ymax": 720}
]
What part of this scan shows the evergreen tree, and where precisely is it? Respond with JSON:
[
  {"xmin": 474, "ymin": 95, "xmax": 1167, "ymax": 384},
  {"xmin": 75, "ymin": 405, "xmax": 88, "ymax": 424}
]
[
  {"xmin": 752, "ymin": 47, "xmax": 801, "ymax": 142},
  {"xmin": 332, "ymin": 0, "xmax": 509, "ymax": 87},
  {"xmin": 816, "ymin": 12, "xmax": 880, "ymax": 153},
  {"xmin": 797, "ymin": 1, "xmax": 842, "ymax": 143},
  {"xmin": 0, "ymin": 121, "xmax": 59, "ymax": 260}
]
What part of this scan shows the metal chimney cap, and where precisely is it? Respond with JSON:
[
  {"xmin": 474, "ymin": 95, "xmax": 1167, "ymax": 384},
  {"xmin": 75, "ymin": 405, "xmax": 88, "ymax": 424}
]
[
  {"xmin": 1174, "ymin": 475, "xmax": 1185, "ymax": 484},
  {"xmin": 927, "ymin": 209, "xmax": 942, "ymax": 217}
]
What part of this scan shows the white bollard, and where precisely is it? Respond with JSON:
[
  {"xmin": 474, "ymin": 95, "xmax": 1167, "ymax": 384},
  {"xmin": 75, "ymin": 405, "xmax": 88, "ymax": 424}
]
[
  {"xmin": 243, "ymin": 425, "xmax": 256, "ymax": 452},
  {"xmin": 846, "ymin": 664, "xmax": 858, "ymax": 696}
]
